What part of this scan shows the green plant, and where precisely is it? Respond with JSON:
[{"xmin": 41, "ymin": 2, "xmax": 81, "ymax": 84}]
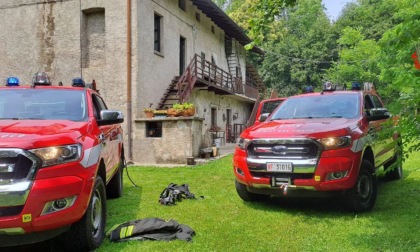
[
  {"xmin": 172, "ymin": 103, "xmax": 184, "ymax": 111},
  {"xmin": 153, "ymin": 110, "xmax": 167, "ymax": 115},
  {"xmin": 182, "ymin": 102, "xmax": 195, "ymax": 110}
]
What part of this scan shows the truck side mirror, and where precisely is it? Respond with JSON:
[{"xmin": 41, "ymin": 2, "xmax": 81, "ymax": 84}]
[
  {"xmin": 259, "ymin": 113, "xmax": 270, "ymax": 122},
  {"xmin": 98, "ymin": 110, "xmax": 124, "ymax": 126},
  {"xmin": 366, "ymin": 108, "xmax": 390, "ymax": 121}
]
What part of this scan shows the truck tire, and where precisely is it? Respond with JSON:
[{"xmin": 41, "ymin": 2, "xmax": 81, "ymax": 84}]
[
  {"xmin": 107, "ymin": 157, "xmax": 124, "ymax": 199},
  {"xmin": 384, "ymin": 142, "xmax": 403, "ymax": 180},
  {"xmin": 235, "ymin": 180, "xmax": 269, "ymax": 202},
  {"xmin": 59, "ymin": 176, "xmax": 106, "ymax": 251},
  {"xmin": 344, "ymin": 160, "xmax": 377, "ymax": 212}
]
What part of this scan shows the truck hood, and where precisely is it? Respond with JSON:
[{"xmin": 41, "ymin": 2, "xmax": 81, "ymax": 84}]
[
  {"xmin": 244, "ymin": 118, "xmax": 361, "ymax": 139},
  {"xmin": 0, "ymin": 120, "xmax": 90, "ymax": 149}
]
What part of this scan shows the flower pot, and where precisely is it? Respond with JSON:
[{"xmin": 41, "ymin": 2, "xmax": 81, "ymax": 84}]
[
  {"xmin": 144, "ymin": 111, "xmax": 154, "ymax": 118},
  {"xmin": 167, "ymin": 108, "xmax": 182, "ymax": 117},
  {"xmin": 183, "ymin": 107, "xmax": 195, "ymax": 117}
]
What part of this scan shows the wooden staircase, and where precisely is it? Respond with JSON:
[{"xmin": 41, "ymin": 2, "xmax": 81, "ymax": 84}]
[
  {"xmin": 157, "ymin": 55, "xmax": 199, "ymax": 109},
  {"xmin": 157, "ymin": 77, "xmax": 181, "ymax": 109}
]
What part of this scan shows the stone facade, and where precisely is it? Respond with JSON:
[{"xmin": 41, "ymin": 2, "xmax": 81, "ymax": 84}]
[{"xmin": 0, "ymin": 0, "xmax": 260, "ymax": 164}]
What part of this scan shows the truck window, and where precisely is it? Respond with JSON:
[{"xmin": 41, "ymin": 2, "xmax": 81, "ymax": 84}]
[
  {"xmin": 261, "ymin": 100, "xmax": 284, "ymax": 115},
  {"xmin": 271, "ymin": 94, "xmax": 359, "ymax": 119}
]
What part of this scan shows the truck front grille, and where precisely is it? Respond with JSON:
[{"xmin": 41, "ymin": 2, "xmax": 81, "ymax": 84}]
[
  {"xmin": 245, "ymin": 138, "xmax": 322, "ymax": 183},
  {"xmin": 246, "ymin": 138, "xmax": 321, "ymax": 159},
  {"xmin": 0, "ymin": 149, "xmax": 40, "ymax": 213}
]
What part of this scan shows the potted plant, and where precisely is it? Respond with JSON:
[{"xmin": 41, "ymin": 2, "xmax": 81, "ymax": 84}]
[
  {"xmin": 154, "ymin": 109, "xmax": 167, "ymax": 118},
  {"xmin": 143, "ymin": 103, "xmax": 154, "ymax": 118},
  {"xmin": 182, "ymin": 102, "xmax": 195, "ymax": 116},
  {"xmin": 167, "ymin": 103, "xmax": 184, "ymax": 117}
]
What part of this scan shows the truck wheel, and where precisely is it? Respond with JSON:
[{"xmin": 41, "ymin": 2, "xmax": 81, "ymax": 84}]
[
  {"xmin": 344, "ymin": 160, "xmax": 377, "ymax": 212},
  {"xmin": 235, "ymin": 180, "xmax": 269, "ymax": 202},
  {"xmin": 59, "ymin": 176, "xmax": 106, "ymax": 251},
  {"xmin": 384, "ymin": 142, "xmax": 403, "ymax": 180},
  {"xmin": 107, "ymin": 157, "xmax": 124, "ymax": 199}
]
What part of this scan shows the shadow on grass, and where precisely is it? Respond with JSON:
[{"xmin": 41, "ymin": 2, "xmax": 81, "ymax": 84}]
[{"xmin": 243, "ymin": 196, "xmax": 349, "ymax": 215}]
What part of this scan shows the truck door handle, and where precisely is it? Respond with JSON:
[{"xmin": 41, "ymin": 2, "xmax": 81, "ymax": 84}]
[{"xmin": 98, "ymin": 133, "xmax": 105, "ymax": 143}]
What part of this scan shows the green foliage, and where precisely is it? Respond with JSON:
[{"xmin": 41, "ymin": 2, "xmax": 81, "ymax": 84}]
[
  {"xmin": 260, "ymin": 0, "xmax": 335, "ymax": 95},
  {"xmin": 325, "ymin": 28, "xmax": 380, "ymax": 87},
  {"xmin": 333, "ymin": 0, "xmax": 400, "ymax": 42},
  {"xmin": 172, "ymin": 103, "xmax": 184, "ymax": 111},
  {"xmin": 377, "ymin": 0, "xmax": 420, "ymax": 154},
  {"xmin": 181, "ymin": 102, "xmax": 195, "ymax": 110}
]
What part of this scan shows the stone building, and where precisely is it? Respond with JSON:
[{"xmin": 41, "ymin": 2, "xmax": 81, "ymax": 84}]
[{"xmin": 0, "ymin": 0, "xmax": 264, "ymax": 164}]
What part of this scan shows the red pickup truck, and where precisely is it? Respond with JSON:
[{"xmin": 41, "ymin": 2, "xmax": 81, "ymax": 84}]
[
  {"xmin": 0, "ymin": 76, "xmax": 125, "ymax": 250},
  {"xmin": 233, "ymin": 84, "xmax": 402, "ymax": 212}
]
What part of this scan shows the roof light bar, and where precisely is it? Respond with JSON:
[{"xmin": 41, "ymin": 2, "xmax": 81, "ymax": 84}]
[
  {"xmin": 6, "ymin": 77, "xmax": 19, "ymax": 86},
  {"xmin": 72, "ymin": 77, "xmax": 85, "ymax": 87},
  {"xmin": 32, "ymin": 72, "xmax": 52, "ymax": 87}
]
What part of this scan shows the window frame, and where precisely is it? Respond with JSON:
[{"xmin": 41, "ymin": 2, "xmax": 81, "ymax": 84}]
[{"xmin": 154, "ymin": 13, "xmax": 163, "ymax": 54}]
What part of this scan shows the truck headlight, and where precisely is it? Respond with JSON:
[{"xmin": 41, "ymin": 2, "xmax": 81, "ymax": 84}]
[
  {"xmin": 236, "ymin": 137, "xmax": 251, "ymax": 150},
  {"xmin": 30, "ymin": 144, "xmax": 82, "ymax": 167},
  {"xmin": 319, "ymin": 136, "xmax": 351, "ymax": 150}
]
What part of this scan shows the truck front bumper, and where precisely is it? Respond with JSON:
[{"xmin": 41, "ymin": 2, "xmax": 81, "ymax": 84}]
[
  {"xmin": 0, "ymin": 163, "xmax": 96, "ymax": 244},
  {"xmin": 233, "ymin": 149, "xmax": 362, "ymax": 193}
]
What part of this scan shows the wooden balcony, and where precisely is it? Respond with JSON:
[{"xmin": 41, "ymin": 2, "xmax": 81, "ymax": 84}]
[{"xmin": 178, "ymin": 54, "xmax": 260, "ymax": 103}]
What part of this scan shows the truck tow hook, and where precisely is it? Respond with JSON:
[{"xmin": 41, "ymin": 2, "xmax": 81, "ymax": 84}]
[{"xmin": 280, "ymin": 184, "xmax": 288, "ymax": 196}]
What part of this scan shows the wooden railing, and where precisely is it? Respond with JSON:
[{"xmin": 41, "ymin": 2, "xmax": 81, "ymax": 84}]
[{"xmin": 178, "ymin": 54, "xmax": 259, "ymax": 103}]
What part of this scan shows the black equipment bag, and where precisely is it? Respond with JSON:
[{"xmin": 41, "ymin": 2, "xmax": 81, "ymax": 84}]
[{"xmin": 159, "ymin": 183, "xmax": 199, "ymax": 205}]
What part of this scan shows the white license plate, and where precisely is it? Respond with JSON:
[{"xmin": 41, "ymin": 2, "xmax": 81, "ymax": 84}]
[{"xmin": 267, "ymin": 162, "xmax": 293, "ymax": 172}]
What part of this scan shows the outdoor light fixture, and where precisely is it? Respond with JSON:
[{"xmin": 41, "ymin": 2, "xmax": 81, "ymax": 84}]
[{"xmin": 233, "ymin": 112, "xmax": 239, "ymax": 120}]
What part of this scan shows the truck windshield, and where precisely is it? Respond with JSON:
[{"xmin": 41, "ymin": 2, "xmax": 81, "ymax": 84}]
[
  {"xmin": 270, "ymin": 93, "xmax": 360, "ymax": 120},
  {"xmin": 0, "ymin": 89, "xmax": 87, "ymax": 121}
]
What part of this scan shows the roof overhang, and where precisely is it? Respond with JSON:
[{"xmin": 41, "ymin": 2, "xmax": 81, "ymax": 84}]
[{"xmin": 190, "ymin": 0, "xmax": 264, "ymax": 55}]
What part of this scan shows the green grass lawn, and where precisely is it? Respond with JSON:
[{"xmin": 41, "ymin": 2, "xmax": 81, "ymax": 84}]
[{"xmin": 99, "ymin": 153, "xmax": 420, "ymax": 252}]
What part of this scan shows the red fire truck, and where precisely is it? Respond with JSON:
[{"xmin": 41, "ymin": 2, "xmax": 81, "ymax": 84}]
[
  {"xmin": 0, "ymin": 75, "xmax": 125, "ymax": 250},
  {"xmin": 234, "ymin": 83, "xmax": 402, "ymax": 212}
]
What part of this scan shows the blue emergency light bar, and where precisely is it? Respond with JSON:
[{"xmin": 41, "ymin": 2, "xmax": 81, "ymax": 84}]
[
  {"xmin": 72, "ymin": 78, "xmax": 85, "ymax": 87},
  {"xmin": 6, "ymin": 77, "xmax": 19, "ymax": 86},
  {"xmin": 351, "ymin": 82, "xmax": 361, "ymax": 90}
]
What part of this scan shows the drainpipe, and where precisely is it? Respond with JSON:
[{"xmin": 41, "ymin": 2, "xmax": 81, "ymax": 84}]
[{"xmin": 126, "ymin": 0, "xmax": 133, "ymax": 164}]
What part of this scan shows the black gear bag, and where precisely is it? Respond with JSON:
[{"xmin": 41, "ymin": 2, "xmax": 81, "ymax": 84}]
[{"xmin": 159, "ymin": 183, "xmax": 200, "ymax": 205}]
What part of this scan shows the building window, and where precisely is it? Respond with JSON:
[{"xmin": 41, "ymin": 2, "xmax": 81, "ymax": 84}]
[
  {"xmin": 146, "ymin": 122, "xmax": 162, "ymax": 138},
  {"xmin": 196, "ymin": 12, "xmax": 200, "ymax": 22},
  {"xmin": 211, "ymin": 107, "xmax": 217, "ymax": 128},
  {"xmin": 81, "ymin": 8, "xmax": 105, "ymax": 68},
  {"xmin": 154, "ymin": 13, "xmax": 162, "ymax": 53},
  {"xmin": 179, "ymin": 0, "xmax": 186, "ymax": 11}
]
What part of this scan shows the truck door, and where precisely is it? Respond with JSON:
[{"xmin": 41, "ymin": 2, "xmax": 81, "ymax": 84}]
[
  {"xmin": 365, "ymin": 94, "xmax": 394, "ymax": 168},
  {"xmin": 92, "ymin": 94, "xmax": 121, "ymax": 181}
]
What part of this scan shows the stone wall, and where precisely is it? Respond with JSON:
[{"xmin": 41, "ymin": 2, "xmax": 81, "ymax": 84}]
[{"xmin": 133, "ymin": 117, "xmax": 203, "ymax": 165}]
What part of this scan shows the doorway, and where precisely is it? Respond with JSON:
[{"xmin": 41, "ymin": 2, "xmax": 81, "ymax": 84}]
[{"xmin": 179, "ymin": 36, "xmax": 186, "ymax": 76}]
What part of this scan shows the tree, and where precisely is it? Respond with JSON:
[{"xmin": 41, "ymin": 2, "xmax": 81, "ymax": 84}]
[
  {"xmin": 259, "ymin": 0, "xmax": 335, "ymax": 95},
  {"xmin": 324, "ymin": 27, "xmax": 380, "ymax": 89},
  {"xmin": 334, "ymin": 0, "xmax": 400, "ymax": 42},
  {"xmin": 378, "ymin": 0, "xmax": 420, "ymax": 155}
]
